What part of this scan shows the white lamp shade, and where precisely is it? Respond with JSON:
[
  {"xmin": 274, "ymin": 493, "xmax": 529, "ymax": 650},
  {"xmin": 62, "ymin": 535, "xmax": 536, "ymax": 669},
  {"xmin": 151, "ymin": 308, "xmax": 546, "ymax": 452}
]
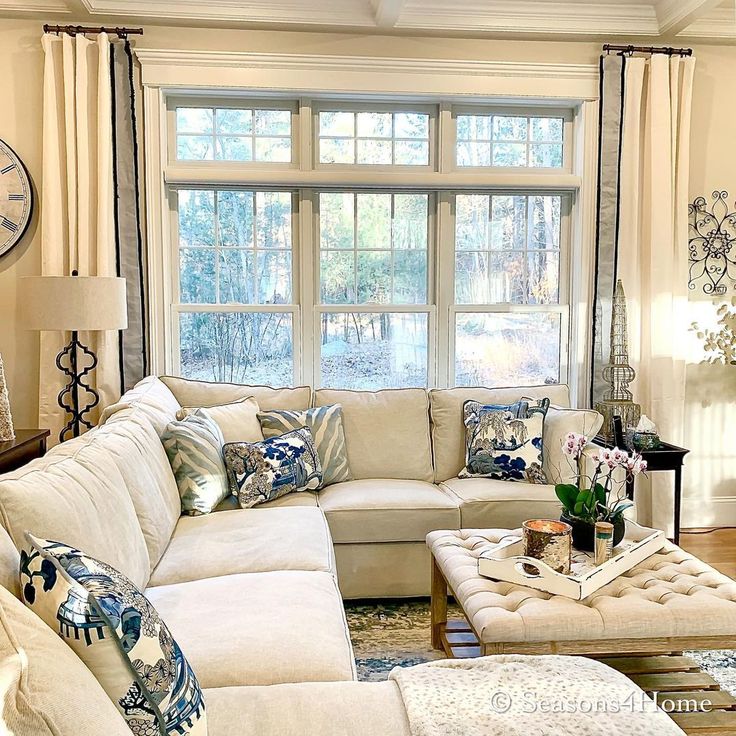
[{"xmin": 21, "ymin": 276, "xmax": 128, "ymax": 332}]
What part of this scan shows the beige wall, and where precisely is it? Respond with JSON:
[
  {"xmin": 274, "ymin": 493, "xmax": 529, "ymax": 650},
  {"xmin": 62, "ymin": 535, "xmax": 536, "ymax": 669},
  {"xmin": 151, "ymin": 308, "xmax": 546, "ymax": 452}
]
[{"xmin": 0, "ymin": 19, "xmax": 732, "ymax": 524}]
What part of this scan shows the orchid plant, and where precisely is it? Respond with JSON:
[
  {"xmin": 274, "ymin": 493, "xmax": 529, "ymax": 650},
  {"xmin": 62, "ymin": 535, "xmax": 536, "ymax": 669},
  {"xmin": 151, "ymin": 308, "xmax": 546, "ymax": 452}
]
[{"xmin": 555, "ymin": 432, "xmax": 647, "ymax": 524}]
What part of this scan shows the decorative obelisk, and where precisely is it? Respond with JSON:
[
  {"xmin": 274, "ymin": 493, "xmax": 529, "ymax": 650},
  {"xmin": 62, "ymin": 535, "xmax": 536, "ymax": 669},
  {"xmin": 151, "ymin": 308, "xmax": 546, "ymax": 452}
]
[
  {"xmin": 0, "ymin": 352, "xmax": 15, "ymax": 442},
  {"xmin": 595, "ymin": 280, "xmax": 641, "ymax": 442}
]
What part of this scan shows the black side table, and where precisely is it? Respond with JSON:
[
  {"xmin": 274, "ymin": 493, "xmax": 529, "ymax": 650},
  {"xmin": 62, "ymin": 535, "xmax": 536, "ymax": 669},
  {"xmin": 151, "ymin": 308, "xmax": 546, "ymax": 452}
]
[
  {"xmin": 592, "ymin": 434, "xmax": 689, "ymax": 546},
  {"xmin": 0, "ymin": 429, "xmax": 51, "ymax": 475}
]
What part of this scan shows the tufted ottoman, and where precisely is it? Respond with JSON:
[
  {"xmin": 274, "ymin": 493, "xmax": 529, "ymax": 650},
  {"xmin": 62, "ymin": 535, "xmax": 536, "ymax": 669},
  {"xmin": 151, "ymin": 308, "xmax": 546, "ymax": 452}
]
[{"xmin": 427, "ymin": 528, "xmax": 736, "ymax": 657}]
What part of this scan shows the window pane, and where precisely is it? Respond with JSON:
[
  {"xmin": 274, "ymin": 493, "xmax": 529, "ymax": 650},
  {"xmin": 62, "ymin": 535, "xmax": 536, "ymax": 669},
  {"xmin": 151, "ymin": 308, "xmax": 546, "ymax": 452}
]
[
  {"xmin": 457, "ymin": 115, "xmax": 491, "ymax": 141},
  {"xmin": 455, "ymin": 312, "xmax": 561, "ymax": 387},
  {"xmin": 356, "ymin": 112, "xmax": 391, "ymax": 137},
  {"xmin": 394, "ymin": 112, "xmax": 429, "ymax": 138},
  {"xmin": 177, "ymin": 136, "xmax": 214, "ymax": 161},
  {"xmin": 320, "ymin": 138, "xmax": 354, "ymax": 164},
  {"xmin": 457, "ymin": 141, "xmax": 490, "ymax": 167},
  {"xmin": 319, "ymin": 111, "xmax": 354, "ymax": 136},
  {"xmin": 180, "ymin": 312, "xmax": 293, "ymax": 386},
  {"xmin": 393, "ymin": 194, "xmax": 428, "ymax": 249},
  {"xmin": 394, "ymin": 140, "xmax": 428, "ymax": 166},
  {"xmin": 255, "ymin": 109, "xmax": 291, "ymax": 136},
  {"xmin": 320, "ymin": 312, "xmax": 428, "ymax": 389},
  {"xmin": 490, "ymin": 195, "xmax": 527, "ymax": 250},
  {"xmin": 357, "ymin": 139, "xmax": 392, "ymax": 165},
  {"xmin": 528, "ymin": 250, "xmax": 560, "ymax": 304},
  {"xmin": 218, "ymin": 191, "xmax": 254, "ymax": 248},
  {"xmin": 320, "ymin": 193, "xmax": 354, "ymax": 249},
  {"xmin": 530, "ymin": 117, "xmax": 563, "ymax": 142},
  {"xmin": 492, "ymin": 142, "xmax": 527, "ymax": 167},
  {"xmin": 255, "ymin": 137, "xmax": 291, "ymax": 162},
  {"xmin": 356, "ymin": 193, "xmax": 391, "ymax": 249},
  {"xmin": 492, "ymin": 116, "xmax": 527, "ymax": 141},
  {"xmin": 256, "ymin": 192, "xmax": 292, "ymax": 249},
  {"xmin": 357, "ymin": 251, "xmax": 391, "ymax": 303},
  {"xmin": 215, "ymin": 137, "xmax": 252, "ymax": 161},
  {"xmin": 456, "ymin": 195, "xmax": 489, "ymax": 251},
  {"xmin": 219, "ymin": 250, "xmax": 254, "ymax": 304},
  {"xmin": 177, "ymin": 108, "xmax": 213, "ymax": 134},
  {"xmin": 180, "ymin": 249, "xmax": 216, "ymax": 304},
  {"xmin": 257, "ymin": 250, "xmax": 292, "ymax": 304},
  {"xmin": 216, "ymin": 109, "xmax": 252, "ymax": 134},
  {"xmin": 321, "ymin": 251, "xmax": 355, "ymax": 304},
  {"xmin": 393, "ymin": 250, "xmax": 427, "ymax": 304},
  {"xmin": 530, "ymin": 143, "xmax": 563, "ymax": 168},
  {"xmin": 530, "ymin": 195, "xmax": 561, "ymax": 250},
  {"xmin": 455, "ymin": 252, "xmax": 490, "ymax": 304},
  {"xmin": 179, "ymin": 190, "xmax": 215, "ymax": 247}
]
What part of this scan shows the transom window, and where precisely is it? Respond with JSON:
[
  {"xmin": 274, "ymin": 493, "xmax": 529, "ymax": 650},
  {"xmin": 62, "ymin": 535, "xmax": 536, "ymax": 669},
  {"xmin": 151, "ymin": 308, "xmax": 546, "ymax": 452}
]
[{"xmin": 165, "ymin": 96, "xmax": 576, "ymax": 391}]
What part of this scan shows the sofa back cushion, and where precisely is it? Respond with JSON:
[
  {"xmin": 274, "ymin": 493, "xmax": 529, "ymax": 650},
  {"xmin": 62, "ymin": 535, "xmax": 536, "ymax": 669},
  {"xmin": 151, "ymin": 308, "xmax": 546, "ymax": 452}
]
[
  {"xmin": 543, "ymin": 406, "xmax": 604, "ymax": 484},
  {"xmin": 0, "ymin": 438, "xmax": 151, "ymax": 590},
  {"xmin": 0, "ymin": 583, "xmax": 131, "ymax": 735},
  {"xmin": 99, "ymin": 375, "xmax": 181, "ymax": 436},
  {"xmin": 161, "ymin": 375, "xmax": 311, "ymax": 411},
  {"xmin": 86, "ymin": 412, "xmax": 182, "ymax": 571},
  {"xmin": 429, "ymin": 385, "xmax": 571, "ymax": 482},
  {"xmin": 314, "ymin": 388, "xmax": 433, "ymax": 482}
]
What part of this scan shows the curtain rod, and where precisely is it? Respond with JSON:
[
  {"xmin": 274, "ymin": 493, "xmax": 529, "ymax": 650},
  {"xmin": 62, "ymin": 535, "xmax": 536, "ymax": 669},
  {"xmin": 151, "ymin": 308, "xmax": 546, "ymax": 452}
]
[
  {"xmin": 603, "ymin": 44, "xmax": 692, "ymax": 57},
  {"xmin": 43, "ymin": 24, "xmax": 144, "ymax": 38}
]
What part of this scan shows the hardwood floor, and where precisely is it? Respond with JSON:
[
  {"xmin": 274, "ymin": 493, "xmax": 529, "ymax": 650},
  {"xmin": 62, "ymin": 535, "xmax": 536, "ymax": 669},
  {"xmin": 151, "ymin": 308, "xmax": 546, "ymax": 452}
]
[{"xmin": 680, "ymin": 528, "xmax": 736, "ymax": 579}]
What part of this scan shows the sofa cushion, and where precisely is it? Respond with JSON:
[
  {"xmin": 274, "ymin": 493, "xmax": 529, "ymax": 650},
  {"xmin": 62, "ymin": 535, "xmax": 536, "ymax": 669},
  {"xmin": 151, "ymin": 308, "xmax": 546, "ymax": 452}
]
[
  {"xmin": 213, "ymin": 491, "xmax": 319, "ymax": 512},
  {"xmin": 0, "ymin": 579, "xmax": 131, "ymax": 735},
  {"xmin": 161, "ymin": 375, "xmax": 311, "ymax": 411},
  {"xmin": 543, "ymin": 406, "xmax": 604, "ymax": 484},
  {"xmin": 163, "ymin": 410, "xmax": 231, "ymax": 516},
  {"xmin": 429, "ymin": 385, "xmax": 571, "ymax": 483},
  {"xmin": 100, "ymin": 375, "xmax": 182, "ymax": 435},
  {"xmin": 87, "ymin": 414, "xmax": 182, "ymax": 571},
  {"xmin": 146, "ymin": 570, "xmax": 356, "ymax": 687},
  {"xmin": 314, "ymin": 388, "xmax": 433, "ymax": 482},
  {"xmin": 0, "ymin": 439, "xmax": 150, "ymax": 590},
  {"xmin": 440, "ymin": 476, "xmax": 560, "ymax": 528},
  {"xmin": 179, "ymin": 397, "xmax": 264, "ymax": 443},
  {"xmin": 318, "ymin": 480, "xmax": 460, "ymax": 543},
  {"xmin": 149, "ymin": 507, "xmax": 335, "ymax": 587},
  {"xmin": 21, "ymin": 535, "xmax": 207, "ymax": 736},
  {"xmin": 205, "ymin": 681, "xmax": 410, "ymax": 736}
]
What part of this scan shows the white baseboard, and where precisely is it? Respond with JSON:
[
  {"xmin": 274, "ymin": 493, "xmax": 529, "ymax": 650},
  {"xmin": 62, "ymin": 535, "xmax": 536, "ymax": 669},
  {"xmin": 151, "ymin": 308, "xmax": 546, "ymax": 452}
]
[{"xmin": 682, "ymin": 496, "xmax": 736, "ymax": 529}]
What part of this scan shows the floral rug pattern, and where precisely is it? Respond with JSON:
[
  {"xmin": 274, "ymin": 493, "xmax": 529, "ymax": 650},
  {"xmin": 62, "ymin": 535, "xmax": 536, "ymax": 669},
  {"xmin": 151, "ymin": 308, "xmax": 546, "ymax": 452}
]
[{"xmin": 345, "ymin": 599, "xmax": 736, "ymax": 692}]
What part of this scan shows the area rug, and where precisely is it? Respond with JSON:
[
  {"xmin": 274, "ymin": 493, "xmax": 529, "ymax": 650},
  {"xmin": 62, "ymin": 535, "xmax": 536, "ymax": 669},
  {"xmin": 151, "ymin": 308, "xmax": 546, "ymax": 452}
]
[{"xmin": 345, "ymin": 599, "xmax": 736, "ymax": 693}]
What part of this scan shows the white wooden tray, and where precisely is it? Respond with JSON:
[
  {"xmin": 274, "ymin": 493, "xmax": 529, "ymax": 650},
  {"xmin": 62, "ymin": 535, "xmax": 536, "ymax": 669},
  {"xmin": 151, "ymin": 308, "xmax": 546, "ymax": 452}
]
[{"xmin": 477, "ymin": 521, "xmax": 666, "ymax": 600}]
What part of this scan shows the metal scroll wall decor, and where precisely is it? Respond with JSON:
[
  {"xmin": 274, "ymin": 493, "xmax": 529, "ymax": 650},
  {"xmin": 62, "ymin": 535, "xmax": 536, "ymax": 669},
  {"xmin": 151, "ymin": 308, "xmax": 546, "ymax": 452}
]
[{"xmin": 688, "ymin": 191, "xmax": 736, "ymax": 296}]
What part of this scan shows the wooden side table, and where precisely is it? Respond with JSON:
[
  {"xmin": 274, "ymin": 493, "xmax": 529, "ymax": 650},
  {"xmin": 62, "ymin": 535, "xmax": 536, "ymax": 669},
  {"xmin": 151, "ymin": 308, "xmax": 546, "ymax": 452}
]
[
  {"xmin": 0, "ymin": 430, "xmax": 51, "ymax": 475},
  {"xmin": 592, "ymin": 434, "xmax": 689, "ymax": 545}
]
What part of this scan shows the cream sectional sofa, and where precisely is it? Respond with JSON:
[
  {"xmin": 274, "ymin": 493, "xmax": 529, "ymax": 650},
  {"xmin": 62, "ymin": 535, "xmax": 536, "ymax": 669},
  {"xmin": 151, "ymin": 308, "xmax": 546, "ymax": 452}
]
[{"xmin": 0, "ymin": 375, "xmax": 606, "ymax": 735}]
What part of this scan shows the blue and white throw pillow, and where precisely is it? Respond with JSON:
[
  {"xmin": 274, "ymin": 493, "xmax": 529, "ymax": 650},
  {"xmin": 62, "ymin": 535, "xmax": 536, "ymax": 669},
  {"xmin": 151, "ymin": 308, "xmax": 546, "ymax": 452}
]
[
  {"xmin": 20, "ymin": 534, "xmax": 206, "ymax": 736},
  {"xmin": 257, "ymin": 404, "xmax": 351, "ymax": 487},
  {"xmin": 459, "ymin": 398, "xmax": 550, "ymax": 483},
  {"xmin": 162, "ymin": 408, "xmax": 231, "ymax": 515},
  {"xmin": 223, "ymin": 427, "xmax": 323, "ymax": 509}
]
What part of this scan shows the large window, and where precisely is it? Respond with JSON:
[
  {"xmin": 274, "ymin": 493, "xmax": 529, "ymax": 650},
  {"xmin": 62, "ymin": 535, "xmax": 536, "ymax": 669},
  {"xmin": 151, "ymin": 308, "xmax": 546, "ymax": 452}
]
[{"xmin": 165, "ymin": 97, "xmax": 574, "ymax": 390}]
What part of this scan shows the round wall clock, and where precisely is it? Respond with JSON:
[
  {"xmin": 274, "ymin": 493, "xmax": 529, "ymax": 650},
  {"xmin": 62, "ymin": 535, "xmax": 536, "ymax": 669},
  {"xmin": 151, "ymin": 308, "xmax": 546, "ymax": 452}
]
[{"xmin": 0, "ymin": 139, "xmax": 33, "ymax": 258}]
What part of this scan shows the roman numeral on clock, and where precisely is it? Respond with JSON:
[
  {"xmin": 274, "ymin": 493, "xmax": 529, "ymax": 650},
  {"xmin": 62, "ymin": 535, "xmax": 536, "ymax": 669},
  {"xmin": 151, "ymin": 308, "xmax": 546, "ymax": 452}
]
[
  {"xmin": 0, "ymin": 164, "xmax": 15, "ymax": 175},
  {"xmin": 8, "ymin": 194, "xmax": 24, "ymax": 201},
  {"xmin": 1, "ymin": 217, "xmax": 17, "ymax": 232}
]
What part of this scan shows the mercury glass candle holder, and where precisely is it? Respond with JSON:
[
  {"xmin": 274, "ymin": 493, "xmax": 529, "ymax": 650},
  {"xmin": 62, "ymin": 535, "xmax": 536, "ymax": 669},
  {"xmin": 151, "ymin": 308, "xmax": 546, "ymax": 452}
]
[{"xmin": 522, "ymin": 519, "xmax": 572, "ymax": 575}]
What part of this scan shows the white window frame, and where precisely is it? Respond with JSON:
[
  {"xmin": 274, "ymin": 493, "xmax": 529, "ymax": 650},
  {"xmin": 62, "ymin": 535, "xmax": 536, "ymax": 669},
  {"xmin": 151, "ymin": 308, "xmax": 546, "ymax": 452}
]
[{"xmin": 139, "ymin": 50, "xmax": 598, "ymax": 403}]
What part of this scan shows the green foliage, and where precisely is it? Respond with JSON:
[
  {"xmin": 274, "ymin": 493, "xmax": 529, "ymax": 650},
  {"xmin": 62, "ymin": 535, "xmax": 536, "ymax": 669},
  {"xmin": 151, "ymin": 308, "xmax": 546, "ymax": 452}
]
[{"xmin": 556, "ymin": 481, "xmax": 630, "ymax": 524}]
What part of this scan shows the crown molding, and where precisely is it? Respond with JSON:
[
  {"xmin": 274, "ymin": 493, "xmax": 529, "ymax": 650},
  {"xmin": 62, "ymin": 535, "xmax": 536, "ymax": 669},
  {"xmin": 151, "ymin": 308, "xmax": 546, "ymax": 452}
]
[
  {"xmin": 397, "ymin": 1, "xmax": 660, "ymax": 36},
  {"xmin": 135, "ymin": 49, "xmax": 599, "ymax": 100},
  {"xmin": 676, "ymin": 6, "xmax": 736, "ymax": 39},
  {"xmin": 0, "ymin": 0, "xmax": 70, "ymax": 12}
]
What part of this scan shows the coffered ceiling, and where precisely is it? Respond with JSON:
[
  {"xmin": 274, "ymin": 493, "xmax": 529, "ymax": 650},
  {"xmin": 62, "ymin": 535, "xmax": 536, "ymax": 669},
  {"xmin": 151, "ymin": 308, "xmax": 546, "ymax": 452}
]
[{"xmin": 1, "ymin": 0, "xmax": 735, "ymax": 40}]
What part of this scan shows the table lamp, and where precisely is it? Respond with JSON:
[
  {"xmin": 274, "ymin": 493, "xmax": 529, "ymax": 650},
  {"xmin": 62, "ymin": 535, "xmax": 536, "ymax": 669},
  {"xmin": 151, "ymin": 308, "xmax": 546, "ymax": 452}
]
[{"xmin": 21, "ymin": 271, "xmax": 127, "ymax": 442}]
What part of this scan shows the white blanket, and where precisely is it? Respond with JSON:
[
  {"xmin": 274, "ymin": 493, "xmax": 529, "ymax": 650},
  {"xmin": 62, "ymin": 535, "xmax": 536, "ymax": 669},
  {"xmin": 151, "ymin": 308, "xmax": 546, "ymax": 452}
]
[{"xmin": 389, "ymin": 655, "xmax": 686, "ymax": 736}]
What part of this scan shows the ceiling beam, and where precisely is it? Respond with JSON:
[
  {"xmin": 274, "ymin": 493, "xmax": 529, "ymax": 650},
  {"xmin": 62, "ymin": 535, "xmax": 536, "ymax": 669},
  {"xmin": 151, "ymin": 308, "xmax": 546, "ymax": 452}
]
[
  {"xmin": 657, "ymin": 0, "xmax": 723, "ymax": 36},
  {"xmin": 370, "ymin": 0, "xmax": 405, "ymax": 28}
]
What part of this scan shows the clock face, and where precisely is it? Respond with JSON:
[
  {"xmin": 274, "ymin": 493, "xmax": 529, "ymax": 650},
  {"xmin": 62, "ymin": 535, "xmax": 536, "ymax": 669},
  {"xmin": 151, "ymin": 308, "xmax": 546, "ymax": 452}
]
[{"xmin": 0, "ymin": 139, "xmax": 33, "ymax": 258}]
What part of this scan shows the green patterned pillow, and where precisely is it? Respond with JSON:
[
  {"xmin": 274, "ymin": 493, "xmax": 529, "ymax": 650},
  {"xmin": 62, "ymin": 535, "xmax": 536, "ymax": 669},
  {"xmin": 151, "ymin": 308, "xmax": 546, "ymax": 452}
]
[
  {"xmin": 162, "ymin": 409, "xmax": 231, "ymax": 515},
  {"xmin": 257, "ymin": 404, "xmax": 352, "ymax": 487}
]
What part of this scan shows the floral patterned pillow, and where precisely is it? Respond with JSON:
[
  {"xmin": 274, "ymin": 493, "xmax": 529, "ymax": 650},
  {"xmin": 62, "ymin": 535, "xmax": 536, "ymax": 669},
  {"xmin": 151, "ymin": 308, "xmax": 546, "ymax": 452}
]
[
  {"xmin": 459, "ymin": 398, "xmax": 550, "ymax": 483},
  {"xmin": 223, "ymin": 426, "xmax": 323, "ymax": 509},
  {"xmin": 20, "ymin": 534, "xmax": 206, "ymax": 736}
]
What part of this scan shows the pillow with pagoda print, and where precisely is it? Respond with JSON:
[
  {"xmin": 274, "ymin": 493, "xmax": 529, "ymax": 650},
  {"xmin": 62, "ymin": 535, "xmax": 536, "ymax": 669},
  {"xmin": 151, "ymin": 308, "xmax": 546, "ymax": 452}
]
[
  {"xmin": 223, "ymin": 426, "xmax": 322, "ymax": 509},
  {"xmin": 20, "ymin": 534, "xmax": 206, "ymax": 736},
  {"xmin": 459, "ymin": 398, "xmax": 550, "ymax": 483}
]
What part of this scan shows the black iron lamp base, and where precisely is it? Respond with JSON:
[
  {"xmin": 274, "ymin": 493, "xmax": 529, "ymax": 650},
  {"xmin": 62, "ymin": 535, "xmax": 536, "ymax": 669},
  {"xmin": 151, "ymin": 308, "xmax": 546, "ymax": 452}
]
[{"xmin": 56, "ymin": 330, "xmax": 100, "ymax": 443}]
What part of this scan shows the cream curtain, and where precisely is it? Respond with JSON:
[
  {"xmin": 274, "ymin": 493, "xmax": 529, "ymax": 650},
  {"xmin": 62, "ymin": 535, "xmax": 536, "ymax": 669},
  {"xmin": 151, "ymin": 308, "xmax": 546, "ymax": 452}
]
[
  {"xmin": 40, "ymin": 33, "xmax": 120, "ymax": 441},
  {"xmin": 616, "ymin": 54, "xmax": 696, "ymax": 533}
]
